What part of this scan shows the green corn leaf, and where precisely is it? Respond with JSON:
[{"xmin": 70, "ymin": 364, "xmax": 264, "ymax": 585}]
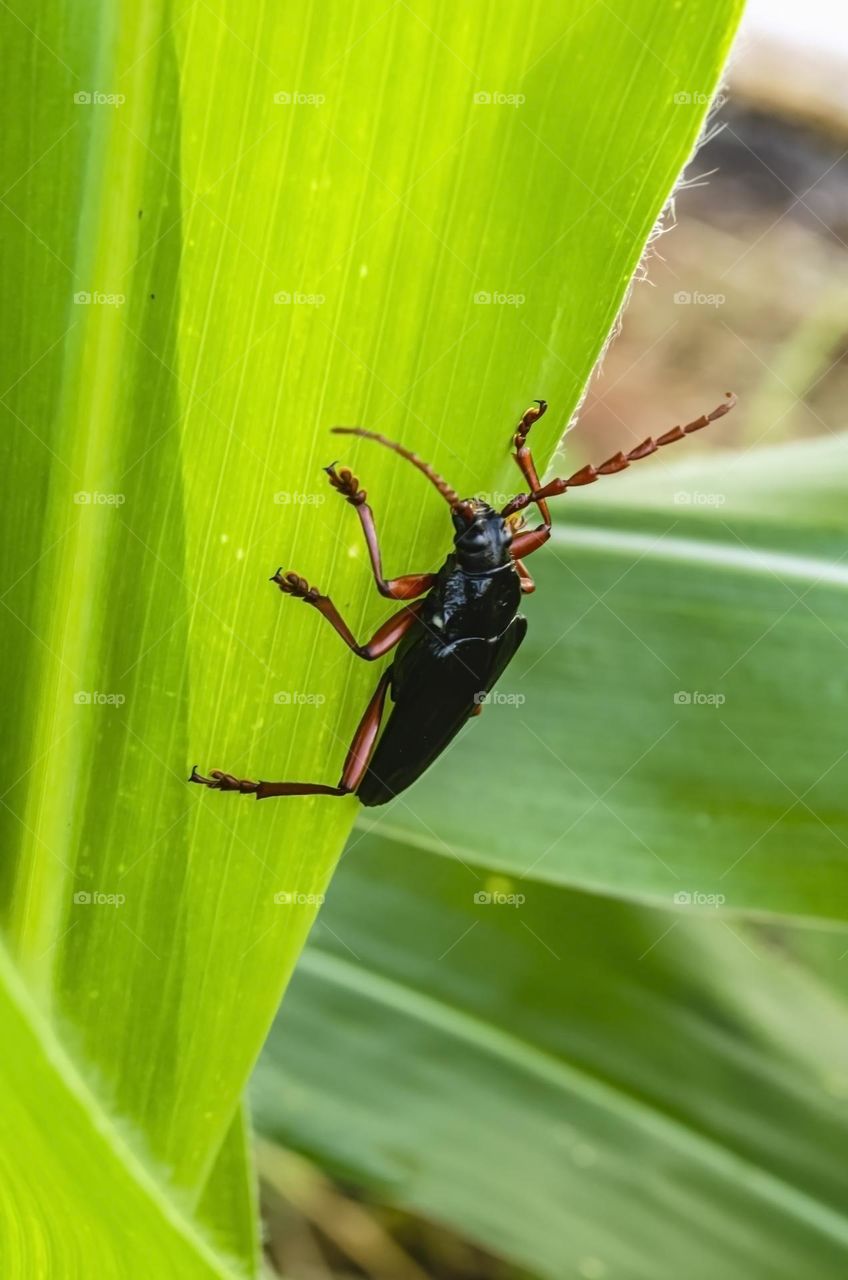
[
  {"xmin": 0, "ymin": 939, "xmax": 245, "ymax": 1279},
  {"xmin": 255, "ymin": 829, "xmax": 848, "ymax": 1280},
  {"xmin": 0, "ymin": 0, "xmax": 742, "ymax": 1261}
]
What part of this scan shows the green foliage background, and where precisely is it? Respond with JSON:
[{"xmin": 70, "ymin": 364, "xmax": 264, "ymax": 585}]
[{"xmin": 0, "ymin": 1, "xmax": 760, "ymax": 1275}]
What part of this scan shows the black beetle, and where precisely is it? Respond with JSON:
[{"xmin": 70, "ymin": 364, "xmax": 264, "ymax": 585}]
[{"xmin": 190, "ymin": 392, "xmax": 735, "ymax": 806}]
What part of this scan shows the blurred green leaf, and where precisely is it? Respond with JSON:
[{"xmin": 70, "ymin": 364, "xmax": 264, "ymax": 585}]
[
  {"xmin": 199, "ymin": 1108, "xmax": 261, "ymax": 1276},
  {"xmin": 256, "ymin": 832, "xmax": 848, "ymax": 1280}
]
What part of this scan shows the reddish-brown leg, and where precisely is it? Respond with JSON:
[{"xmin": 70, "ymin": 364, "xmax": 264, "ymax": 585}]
[
  {"xmin": 505, "ymin": 401, "xmax": 555, "ymax": 566},
  {"xmin": 189, "ymin": 670, "xmax": 392, "ymax": 800},
  {"xmin": 504, "ymin": 393, "xmax": 738, "ymax": 518},
  {"xmin": 324, "ymin": 463, "xmax": 435, "ymax": 600},
  {"xmin": 511, "ymin": 400, "xmax": 552, "ymax": 529},
  {"xmin": 271, "ymin": 570, "xmax": 423, "ymax": 658},
  {"xmin": 510, "ymin": 523, "xmax": 551, "ymax": 561},
  {"xmin": 515, "ymin": 557, "xmax": 536, "ymax": 594}
]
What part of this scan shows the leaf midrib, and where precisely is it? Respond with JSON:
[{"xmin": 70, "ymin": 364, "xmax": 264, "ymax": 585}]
[
  {"xmin": 552, "ymin": 524, "xmax": 848, "ymax": 588},
  {"xmin": 354, "ymin": 821, "xmax": 848, "ymax": 931}
]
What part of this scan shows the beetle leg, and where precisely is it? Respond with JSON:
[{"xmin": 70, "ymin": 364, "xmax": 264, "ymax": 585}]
[
  {"xmin": 510, "ymin": 525, "xmax": 550, "ymax": 560},
  {"xmin": 506, "ymin": 401, "xmax": 554, "ymax": 563},
  {"xmin": 324, "ymin": 462, "xmax": 435, "ymax": 600},
  {"xmin": 189, "ymin": 671, "xmax": 392, "ymax": 801},
  {"xmin": 511, "ymin": 400, "xmax": 552, "ymax": 531},
  {"xmin": 333, "ymin": 668, "xmax": 392, "ymax": 793},
  {"xmin": 271, "ymin": 570, "xmax": 422, "ymax": 658},
  {"xmin": 515, "ymin": 557, "xmax": 536, "ymax": 594},
  {"xmin": 189, "ymin": 764, "xmax": 340, "ymax": 798}
]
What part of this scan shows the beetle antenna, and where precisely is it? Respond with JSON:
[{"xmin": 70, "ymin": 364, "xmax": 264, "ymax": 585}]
[
  {"xmin": 331, "ymin": 426, "xmax": 461, "ymax": 507},
  {"xmin": 501, "ymin": 392, "xmax": 736, "ymax": 517}
]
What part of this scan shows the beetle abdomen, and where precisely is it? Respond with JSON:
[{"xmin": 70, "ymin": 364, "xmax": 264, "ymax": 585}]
[{"xmin": 357, "ymin": 616, "xmax": 527, "ymax": 807}]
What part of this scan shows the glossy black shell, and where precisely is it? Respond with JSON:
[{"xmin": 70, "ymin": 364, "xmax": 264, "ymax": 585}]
[{"xmin": 357, "ymin": 547, "xmax": 526, "ymax": 807}]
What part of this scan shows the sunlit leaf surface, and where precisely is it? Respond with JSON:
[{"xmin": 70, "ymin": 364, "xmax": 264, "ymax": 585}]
[{"xmin": 0, "ymin": 0, "xmax": 742, "ymax": 1262}]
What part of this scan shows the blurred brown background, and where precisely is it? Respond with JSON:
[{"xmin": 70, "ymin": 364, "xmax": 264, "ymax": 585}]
[{"xmin": 577, "ymin": 17, "xmax": 848, "ymax": 465}]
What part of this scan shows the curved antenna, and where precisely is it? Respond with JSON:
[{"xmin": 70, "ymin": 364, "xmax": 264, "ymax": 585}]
[{"xmin": 331, "ymin": 426, "xmax": 460, "ymax": 507}]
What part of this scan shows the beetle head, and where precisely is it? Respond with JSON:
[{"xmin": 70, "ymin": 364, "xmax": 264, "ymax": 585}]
[{"xmin": 451, "ymin": 500, "xmax": 513, "ymax": 573}]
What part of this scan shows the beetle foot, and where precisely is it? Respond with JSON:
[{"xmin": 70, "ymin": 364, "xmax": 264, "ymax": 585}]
[
  {"xmin": 324, "ymin": 462, "xmax": 366, "ymax": 506},
  {"xmin": 189, "ymin": 765, "xmax": 260, "ymax": 795},
  {"xmin": 270, "ymin": 568, "xmax": 321, "ymax": 603},
  {"xmin": 514, "ymin": 398, "xmax": 548, "ymax": 449}
]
